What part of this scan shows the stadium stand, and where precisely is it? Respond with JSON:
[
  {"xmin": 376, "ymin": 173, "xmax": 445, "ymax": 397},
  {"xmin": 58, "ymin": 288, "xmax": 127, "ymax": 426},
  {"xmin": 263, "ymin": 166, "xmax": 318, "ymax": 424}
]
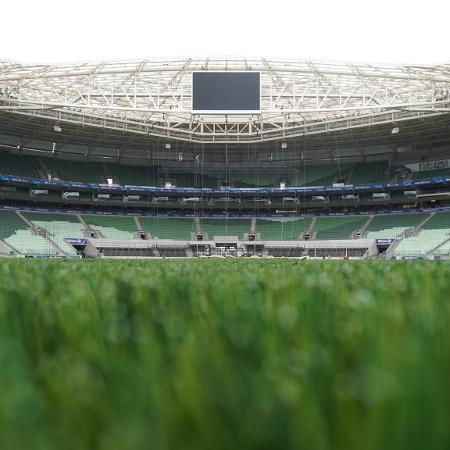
[
  {"xmin": 412, "ymin": 168, "xmax": 450, "ymax": 180},
  {"xmin": 352, "ymin": 161, "xmax": 390, "ymax": 184},
  {"xmin": 314, "ymin": 216, "xmax": 368, "ymax": 240},
  {"xmin": 83, "ymin": 215, "xmax": 137, "ymax": 239},
  {"xmin": 432, "ymin": 237, "xmax": 450, "ymax": 256},
  {"xmin": 0, "ymin": 152, "xmax": 42, "ymax": 178},
  {"xmin": 0, "ymin": 210, "xmax": 58, "ymax": 255},
  {"xmin": 23, "ymin": 212, "xmax": 85, "ymax": 255},
  {"xmin": 394, "ymin": 212, "xmax": 450, "ymax": 256},
  {"xmin": 230, "ymin": 172, "xmax": 287, "ymax": 188},
  {"xmin": 171, "ymin": 173, "xmax": 220, "ymax": 189},
  {"xmin": 4, "ymin": 151, "xmax": 450, "ymax": 192},
  {"xmin": 106, "ymin": 164, "xmax": 160, "ymax": 186},
  {"xmin": 297, "ymin": 165, "xmax": 348, "ymax": 187},
  {"xmin": 45, "ymin": 159, "xmax": 106, "ymax": 184},
  {"xmin": 139, "ymin": 217, "xmax": 196, "ymax": 240},
  {"xmin": 200, "ymin": 218, "xmax": 252, "ymax": 239},
  {"xmin": 365, "ymin": 213, "xmax": 427, "ymax": 239},
  {"xmin": 256, "ymin": 218, "xmax": 313, "ymax": 240},
  {"xmin": 6, "ymin": 207, "xmax": 450, "ymax": 258},
  {"xmin": 172, "ymin": 172, "xmax": 199, "ymax": 188}
]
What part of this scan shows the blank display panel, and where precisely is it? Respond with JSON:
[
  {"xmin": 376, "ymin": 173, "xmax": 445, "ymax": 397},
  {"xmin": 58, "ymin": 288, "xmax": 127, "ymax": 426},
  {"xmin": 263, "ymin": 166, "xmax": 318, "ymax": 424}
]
[{"xmin": 192, "ymin": 72, "xmax": 261, "ymax": 113}]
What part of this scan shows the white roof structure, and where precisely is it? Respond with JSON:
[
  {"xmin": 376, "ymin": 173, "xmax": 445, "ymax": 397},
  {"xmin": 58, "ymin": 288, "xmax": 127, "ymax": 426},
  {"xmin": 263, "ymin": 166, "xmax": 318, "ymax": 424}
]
[{"xmin": 1, "ymin": 58, "xmax": 450, "ymax": 144}]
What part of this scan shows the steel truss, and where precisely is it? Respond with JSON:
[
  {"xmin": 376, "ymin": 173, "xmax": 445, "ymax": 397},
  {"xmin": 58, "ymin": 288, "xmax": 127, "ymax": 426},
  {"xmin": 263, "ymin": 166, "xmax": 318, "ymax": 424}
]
[{"xmin": 0, "ymin": 58, "xmax": 449, "ymax": 143}]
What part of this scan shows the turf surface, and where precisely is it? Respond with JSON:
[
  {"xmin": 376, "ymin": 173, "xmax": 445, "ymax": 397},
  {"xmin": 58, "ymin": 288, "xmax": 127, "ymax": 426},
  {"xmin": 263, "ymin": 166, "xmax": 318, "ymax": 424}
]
[{"xmin": 0, "ymin": 259, "xmax": 449, "ymax": 450}]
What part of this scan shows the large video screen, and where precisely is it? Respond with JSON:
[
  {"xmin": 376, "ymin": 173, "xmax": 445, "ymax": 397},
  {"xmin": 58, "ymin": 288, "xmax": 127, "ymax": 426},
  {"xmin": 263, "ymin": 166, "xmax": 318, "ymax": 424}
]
[{"xmin": 192, "ymin": 72, "xmax": 261, "ymax": 114}]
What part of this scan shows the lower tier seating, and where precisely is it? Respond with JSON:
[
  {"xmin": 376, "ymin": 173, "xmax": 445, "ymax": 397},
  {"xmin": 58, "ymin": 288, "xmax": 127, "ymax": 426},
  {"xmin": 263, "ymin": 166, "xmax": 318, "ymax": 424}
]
[
  {"xmin": 139, "ymin": 217, "xmax": 196, "ymax": 240},
  {"xmin": 0, "ymin": 210, "xmax": 58, "ymax": 255},
  {"xmin": 314, "ymin": 216, "xmax": 368, "ymax": 240},
  {"xmin": 394, "ymin": 212, "xmax": 450, "ymax": 256},
  {"xmin": 5, "ymin": 208, "xmax": 450, "ymax": 257},
  {"xmin": 366, "ymin": 213, "xmax": 427, "ymax": 239},
  {"xmin": 83, "ymin": 215, "xmax": 137, "ymax": 239},
  {"xmin": 200, "ymin": 219, "xmax": 252, "ymax": 239},
  {"xmin": 256, "ymin": 218, "xmax": 313, "ymax": 240},
  {"xmin": 23, "ymin": 212, "xmax": 85, "ymax": 256}
]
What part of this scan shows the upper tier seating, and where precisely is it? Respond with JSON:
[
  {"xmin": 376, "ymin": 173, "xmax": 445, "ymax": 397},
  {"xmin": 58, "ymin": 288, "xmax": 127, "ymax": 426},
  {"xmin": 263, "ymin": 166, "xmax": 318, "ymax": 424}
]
[
  {"xmin": 0, "ymin": 152, "xmax": 42, "ymax": 178},
  {"xmin": 394, "ymin": 212, "xmax": 450, "ymax": 256},
  {"xmin": 0, "ymin": 210, "xmax": 57, "ymax": 255},
  {"xmin": 45, "ymin": 159, "xmax": 106, "ymax": 184},
  {"xmin": 314, "ymin": 216, "xmax": 368, "ymax": 240},
  {"xmin": 171, "ymin": 173, "xmax": 219, "ymax": 189},
  {"xmin": 106, "ymin": 164, "xmax": 160, "ymax": 186},
  {"xmin": 412, "ymin": 168, "xmax": 450, "ymax": 180},
  {"xmin": 352, "ymin": 161, "xmax": 390, "ymax": 184},
  {"xmin": 171, "ymin": 171, "xmax": 295, "ymax": 188},
  {"xmin": 139, "ymin": 217, "xmax": 195, "ymax": 240},
  {"xmin": 5, "ymin": 151, "xmax": 447, "ymax": 190},
  {"xmin": 366, "ymin": 213, "xmax": 427, "ymax": 239},
  {"xmin": 256, "ymin": 218, "xmax": 313, "ymax": 240},
  {"xmin": 297, "ymin": 165, "xmax": 349, "ymax": 187},
  {"xmin": 230, "ymin": 172, "xmax": 290, "ymax": 188},
  {"xmin": 200, "ymin": 219, "xmax": 252, "ymax": 239},
  {"xmin": 23, "ymin": 212, "xmax": 85, "ymax": 256},
  {"xmin": 83, "ymin": 215, "xmax": 137, "ymax": 239}
]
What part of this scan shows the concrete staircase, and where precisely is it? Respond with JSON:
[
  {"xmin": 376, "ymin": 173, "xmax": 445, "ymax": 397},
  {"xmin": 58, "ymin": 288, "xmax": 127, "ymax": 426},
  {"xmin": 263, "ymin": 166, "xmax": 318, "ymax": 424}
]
[
  {"xmin": 134, "ymin": 216, "xmax": 143, "ymax": 231},
  {"xmin": 37, "ymin": 157, "xmax": 51, "ymax": 180},
  {"xmin": 360, "ymin": 215, "xmax": 374, "ymax": 236},
  {"xmin": 309, "ymin": 217, "xmax": 317, "ymax": 239},
  {"xmin": 411, "ymin": 212, "xmax": 435, "ymax": 235},
  {"xmin": 16, "ymin": 211, "xmax": 65, "ymax": 255},
  {"xmin": 386, "ymin": 239, "xmax": 401, "ymax": 258},
  {"xmin": 428, "ymin": 236, "xmax": 450, "ymax": 256}
]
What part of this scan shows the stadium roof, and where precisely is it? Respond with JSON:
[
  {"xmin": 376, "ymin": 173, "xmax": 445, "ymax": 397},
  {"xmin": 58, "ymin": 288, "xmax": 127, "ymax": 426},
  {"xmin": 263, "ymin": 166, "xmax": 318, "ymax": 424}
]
[{"xmin": 0, "ymin": 57, "xmax": 450, "ymax": 145}]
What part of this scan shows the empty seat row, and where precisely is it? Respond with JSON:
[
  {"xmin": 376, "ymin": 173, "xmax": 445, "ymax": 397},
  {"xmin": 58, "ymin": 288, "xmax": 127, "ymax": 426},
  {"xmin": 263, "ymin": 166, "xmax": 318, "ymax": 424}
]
[{"xmin": 365, "ymin": 213, "xmax": 427, "ymax": 239}]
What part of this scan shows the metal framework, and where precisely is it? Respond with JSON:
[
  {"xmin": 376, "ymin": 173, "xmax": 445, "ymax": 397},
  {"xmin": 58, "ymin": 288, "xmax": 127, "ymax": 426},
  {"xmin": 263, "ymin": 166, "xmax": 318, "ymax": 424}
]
[{"xmin": 0, "ymin": 58, "xmax": 449, "ymax": 144}]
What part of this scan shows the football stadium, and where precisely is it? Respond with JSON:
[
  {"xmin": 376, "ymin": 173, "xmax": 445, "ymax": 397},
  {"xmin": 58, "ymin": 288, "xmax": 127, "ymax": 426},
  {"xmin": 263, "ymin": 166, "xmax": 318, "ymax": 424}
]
[
  {"xmin": 1, "ymin": 55, "xmax": 450, "ymax": 449},
  {"xmin": 1, "ymin": 58, "xmax": 450, "ymax": 259}
]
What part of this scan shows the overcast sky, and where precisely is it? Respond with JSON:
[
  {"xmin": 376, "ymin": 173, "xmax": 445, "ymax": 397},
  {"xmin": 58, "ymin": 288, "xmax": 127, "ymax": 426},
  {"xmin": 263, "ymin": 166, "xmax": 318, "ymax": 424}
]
[{"xmin": 2, "ymin": 0, "xmax": 449, "ymax": 65}]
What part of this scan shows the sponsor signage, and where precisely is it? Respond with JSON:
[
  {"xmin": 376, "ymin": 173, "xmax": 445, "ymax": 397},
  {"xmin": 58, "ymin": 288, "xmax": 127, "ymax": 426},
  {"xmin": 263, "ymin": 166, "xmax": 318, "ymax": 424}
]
[
  {"xmin": 65, "ymin": 238, "xmax": 87, "ymax": 246},
  {"xmin": 405, "ymin": 159, "xmax": 450, "ymax": 173},
  {"xmin": 376, "ymin": 239, "xmax": 395, "ymax": 245}
]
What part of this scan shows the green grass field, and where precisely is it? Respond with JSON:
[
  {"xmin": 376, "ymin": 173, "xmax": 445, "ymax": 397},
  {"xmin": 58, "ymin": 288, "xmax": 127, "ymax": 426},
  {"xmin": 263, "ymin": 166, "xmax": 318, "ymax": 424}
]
[{"xmin": 0, "ymin": 259, "xmax": 450, "ymax": 450}]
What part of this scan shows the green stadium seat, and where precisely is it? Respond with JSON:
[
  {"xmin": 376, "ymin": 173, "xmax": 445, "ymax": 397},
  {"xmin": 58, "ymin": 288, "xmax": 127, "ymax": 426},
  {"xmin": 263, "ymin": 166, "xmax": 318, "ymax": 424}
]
[
  {"xmin": 0, "ymin": 152, "xmax": 42, "ymax": 178},
  {"xmin": 352, "ymin": 161, "xmax": 390, "ymax": 184},
  {"xmin": 412, "ymin": 168, "xmax": 450, "ymax": 180},
  {"xmin": 256, "ymin": 218, "xmax": 313, "ymax": 240},
  {"xmin": 106, "ymin": 164, "xmax": 160, "ymax": 186},
  {"xmin": 83, "ymin": 215, "xmax": 137, "ymax": 239},
  {"xmin": 139, "ymin": 217, "xmax": 196, "ymax": 240},
  {"xmin": 314, "ymin": 216, "xmax": 368, "ymax": 240},
  {"xmin": 394, "ymin": 212, "xmax": 450, "ymax": 256},
  {"xmin": 365, "ymin": 213, "xmax": 427, "ymax": 239},
  {"xmin": 200, "ymin": 219, "xmax": 252, "ymax": 239},
  {"xmin": 45, "ymin": 159, "xmax": 106, "ymax": 184},
  {"xmin": 0, "ymin": 210, "xmax": 58, "ymax": 256},
  {"xmin": 297, "ymin": 164, "xmax": 349, "ymax": 187},
  {"xmin": 23, "ymin": 212, "xmax": 85, "ymax": 256}
]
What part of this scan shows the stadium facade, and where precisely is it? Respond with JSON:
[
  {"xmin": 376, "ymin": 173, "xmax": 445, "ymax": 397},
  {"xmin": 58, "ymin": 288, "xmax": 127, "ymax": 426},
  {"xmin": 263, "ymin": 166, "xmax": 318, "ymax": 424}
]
[{"xmin": 1, "ymin": 57, "xmax": 450, "ymax": 259}]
